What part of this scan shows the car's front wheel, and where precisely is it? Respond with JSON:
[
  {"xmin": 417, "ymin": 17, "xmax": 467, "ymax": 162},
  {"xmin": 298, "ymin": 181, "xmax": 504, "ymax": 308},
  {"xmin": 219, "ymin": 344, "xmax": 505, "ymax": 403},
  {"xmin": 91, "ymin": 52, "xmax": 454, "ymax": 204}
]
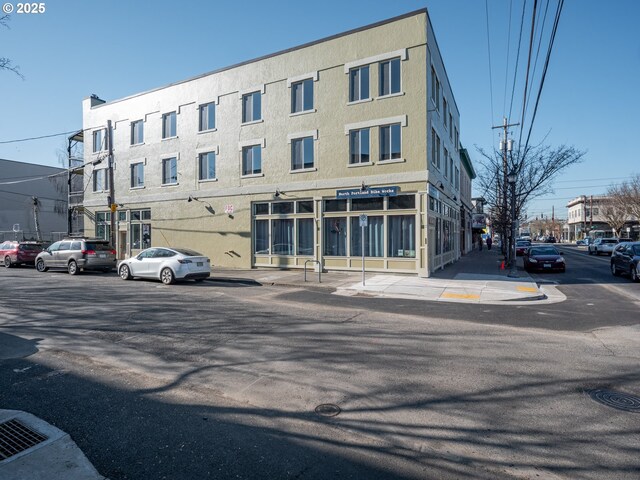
[
  {"xmin": 4, "ymin": 256, "xmax": 12, "ymax": 268},
  {"xmin": 68, "ymin": 260, "xmax": 79, "ymax": 275},
  {"xmin": 611, "ymin": 262, "xmax": 620, "ymax": 276},
  {"xmin": 160, "ymin": 267, "xmax": 175, "ymax": 285},
  {"xmin": 36, "ymin": 259, "xmax": 48, "ymax": 272},
  {"xmin": 119, "ymin": 264, "xmax": 132, "ymax": 280},
  {"xmin": 632, "ymin": 265, "xmax": 639, "ymax": 283}
]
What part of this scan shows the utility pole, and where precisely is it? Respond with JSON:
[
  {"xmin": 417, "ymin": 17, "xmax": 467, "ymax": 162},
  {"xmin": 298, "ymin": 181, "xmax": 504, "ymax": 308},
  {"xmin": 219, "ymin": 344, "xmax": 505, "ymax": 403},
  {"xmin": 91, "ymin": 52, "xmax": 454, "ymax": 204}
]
[
  {"xmin": 492, "ymin": 117, "xmax": 519, "ymax": 264},
  {"xmin": 107, "ymin": 120, "xmax": 116, "ymax": 248},
  {"xmin": 589, "ymin": 195, "xmax": 593, "ymax": 233},
  {"xmin": 32, "ymin": 196, "xmax": 42, "ymax": 242}
]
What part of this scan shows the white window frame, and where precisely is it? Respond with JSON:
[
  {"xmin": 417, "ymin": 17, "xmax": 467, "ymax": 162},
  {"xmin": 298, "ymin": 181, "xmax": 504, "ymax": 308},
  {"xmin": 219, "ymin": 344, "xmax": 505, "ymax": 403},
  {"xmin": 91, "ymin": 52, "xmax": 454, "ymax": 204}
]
[
  {"xmin": 93, "ymin": 168, "xmax": 109, "ymax": 192},
  {"xmin": 131, "ymin": 120, "xmax": 144, "ymax": 146},
  {"xmin": 162, "ymin": 111, "xmax": 177, "ymax": 139},
  {"xmin": 130, "ymin": 161, "xmax": 145, "ymax": 189},
  {"xmin": 161, "ymin": 156, "xmax": 178, "ymax": 186},
  {"xmin": 92, "ymin": 129, "xmax": 105, "ymax": 153},
  {"xmin": 348, "ymin": 65, "xmax": 370, "ymax": 103},
  {"xmin": 378, "ymin": 57, "xmax": 402, "ymax": 98},
  {"xmin": 198, "ymin": 102, "xmax": 216, "ymax": 132},
  {"xmin": 198, "ymin": 151, "xmax": 217, "ymax": 182}
]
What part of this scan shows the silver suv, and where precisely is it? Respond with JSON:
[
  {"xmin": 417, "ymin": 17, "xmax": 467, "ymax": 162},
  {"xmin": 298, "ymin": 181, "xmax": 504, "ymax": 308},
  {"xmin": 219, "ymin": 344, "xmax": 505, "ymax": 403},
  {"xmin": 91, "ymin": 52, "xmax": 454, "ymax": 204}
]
[{"xmin": 35, "ymin": 238, "xmax": 117, "ymax": 275}]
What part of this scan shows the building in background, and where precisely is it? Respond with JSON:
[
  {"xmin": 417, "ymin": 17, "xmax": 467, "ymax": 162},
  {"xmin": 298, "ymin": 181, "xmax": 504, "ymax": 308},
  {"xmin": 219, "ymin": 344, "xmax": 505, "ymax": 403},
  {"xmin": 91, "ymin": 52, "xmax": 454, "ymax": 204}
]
[
  {"xmin": 459, "ymin": 146, "xmax": 475, "ymax": 254},
  {"xmin": 567, "ymin": 195, "xmax": 639, "ymax": 241},
  {"xmin": 81, "ymin": 9, "xmax": 471, "ymax": 276},
  {"xmin": 0, "ymin": 159, "xmax": 68, "ymax": 242}
]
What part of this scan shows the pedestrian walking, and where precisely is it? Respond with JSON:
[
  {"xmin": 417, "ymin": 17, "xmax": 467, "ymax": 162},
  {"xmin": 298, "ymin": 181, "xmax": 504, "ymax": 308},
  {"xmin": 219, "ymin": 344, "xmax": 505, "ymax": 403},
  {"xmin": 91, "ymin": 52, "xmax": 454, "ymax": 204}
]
[{"xmin": 486, "ymin": 236, "xmax": 493, "ymax": 250}]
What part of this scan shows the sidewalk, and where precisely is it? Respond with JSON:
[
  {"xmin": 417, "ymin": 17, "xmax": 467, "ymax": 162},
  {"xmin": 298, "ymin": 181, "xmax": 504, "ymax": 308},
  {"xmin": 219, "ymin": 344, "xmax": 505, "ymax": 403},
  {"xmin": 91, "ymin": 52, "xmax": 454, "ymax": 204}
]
[{"xmin": 209, "ymin": 246, "xmax": 561, "ymax": 305}]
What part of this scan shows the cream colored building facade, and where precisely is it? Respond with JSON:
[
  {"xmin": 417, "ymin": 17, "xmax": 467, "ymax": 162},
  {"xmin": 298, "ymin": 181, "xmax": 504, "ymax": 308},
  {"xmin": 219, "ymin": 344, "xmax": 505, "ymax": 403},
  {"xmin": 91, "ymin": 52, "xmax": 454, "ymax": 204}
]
[{"xmin": 82, "ymin": 9, "xmax": 467, "ymax": 276}]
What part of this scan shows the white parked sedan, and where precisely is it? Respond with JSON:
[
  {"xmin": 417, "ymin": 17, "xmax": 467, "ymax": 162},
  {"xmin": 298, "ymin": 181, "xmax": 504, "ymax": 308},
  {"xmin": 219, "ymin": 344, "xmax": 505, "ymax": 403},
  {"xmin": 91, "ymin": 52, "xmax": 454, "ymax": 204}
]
[
  {"xmin": 588, "ymin": 238, "xmax": 619, "ymax": 256},
  {"xmin": 118, "ymin": 247, "xmax": 210, "ymax": 284}
]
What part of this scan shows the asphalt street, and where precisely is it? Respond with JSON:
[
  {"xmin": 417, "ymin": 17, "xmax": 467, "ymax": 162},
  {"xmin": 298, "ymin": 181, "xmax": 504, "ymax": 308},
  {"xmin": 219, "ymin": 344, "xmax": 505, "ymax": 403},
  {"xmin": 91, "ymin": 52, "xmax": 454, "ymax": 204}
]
[{"xmin": 1, "ymin": 252, "xmax": 639, "ymax": 479}]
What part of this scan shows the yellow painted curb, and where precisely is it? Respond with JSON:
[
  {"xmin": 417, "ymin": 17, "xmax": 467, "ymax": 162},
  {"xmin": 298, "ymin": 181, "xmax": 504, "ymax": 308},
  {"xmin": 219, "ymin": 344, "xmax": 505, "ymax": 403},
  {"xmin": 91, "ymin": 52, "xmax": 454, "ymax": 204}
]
[
  {"xmin": 441, "ymin": 292, "xmax": 480, "ymax": 300},
  {"xmin": 516, "ymin": 286, "xmax": 538, "ymax": 293}
]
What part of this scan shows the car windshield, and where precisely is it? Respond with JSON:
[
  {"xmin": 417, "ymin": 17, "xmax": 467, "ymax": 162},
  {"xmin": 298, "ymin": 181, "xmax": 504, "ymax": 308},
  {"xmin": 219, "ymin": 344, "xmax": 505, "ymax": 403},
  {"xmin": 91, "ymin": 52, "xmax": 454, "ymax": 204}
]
[
  {"xmin": 516, "ymin": 241, "xmax": 531, "ymax": 246},
  {"xmin": 602, "ymin": 239, "xmax": 618, "ymax": 244},
  {"xmin": 530, "ymin": 247, "xmax": 559, "ymax": 256},
  {"xmin": 173, "ymin": 248, "xmax": 203, "ymax": 257}
]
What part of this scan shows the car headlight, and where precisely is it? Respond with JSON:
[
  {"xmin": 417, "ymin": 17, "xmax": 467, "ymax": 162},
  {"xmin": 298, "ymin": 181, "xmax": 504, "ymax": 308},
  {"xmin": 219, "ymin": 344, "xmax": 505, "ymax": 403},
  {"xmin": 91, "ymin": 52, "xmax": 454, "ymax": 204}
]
[
  {"xmin": 529, "ymin": 258, "xmax": 538, "ymax": 263},
  {"xmin": 555, "ymin": 257, "xmax": 565, "ymax": 263}
]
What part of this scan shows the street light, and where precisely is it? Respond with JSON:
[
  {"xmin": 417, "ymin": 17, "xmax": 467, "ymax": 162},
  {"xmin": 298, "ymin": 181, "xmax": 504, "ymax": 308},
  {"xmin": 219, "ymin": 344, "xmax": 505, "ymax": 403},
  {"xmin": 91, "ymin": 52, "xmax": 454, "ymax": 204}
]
[{"xmin": 507, "ymin": 169, "xmax": 518, "ymax": 277}]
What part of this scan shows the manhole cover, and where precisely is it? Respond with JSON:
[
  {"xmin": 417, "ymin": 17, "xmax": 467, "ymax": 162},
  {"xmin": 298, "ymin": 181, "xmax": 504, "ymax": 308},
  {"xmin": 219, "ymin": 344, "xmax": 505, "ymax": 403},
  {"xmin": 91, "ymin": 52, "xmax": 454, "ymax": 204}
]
[
  {"xmin": 0, "ymin": 419, "xmax": 48, "ymax": 460},
  {"xmin": 588, "ymin": 389, "xmax": 640, "ymax": 413},
  {"xmin": 315, "ymin": 404, "xmax": 341, "ymax": 417}
]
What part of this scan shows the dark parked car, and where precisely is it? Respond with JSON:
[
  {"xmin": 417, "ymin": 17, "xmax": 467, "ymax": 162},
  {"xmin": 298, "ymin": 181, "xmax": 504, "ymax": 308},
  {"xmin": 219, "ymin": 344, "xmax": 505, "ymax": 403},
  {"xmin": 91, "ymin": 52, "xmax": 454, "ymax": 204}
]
[
  {"xmin": 545, "ymin": 236, "xmax": 557, "ymax": 243},
  {"xmin": 0, "ymin": 241, "xmax": 43, "ymax": 267},
  {"xmin": 35, "ymin": 238, "xmax": 117, "ymax": 275},
  {"xmin": 524, "ymin": 245, "xmax": 566, "ymax": 272},
  {"xmin": 515, "ymin": 240, "xmax": 532, "ymax": 256},
  {"xmin": 610, "ymin": 241, "xmax": 640, "ymax": 282}
]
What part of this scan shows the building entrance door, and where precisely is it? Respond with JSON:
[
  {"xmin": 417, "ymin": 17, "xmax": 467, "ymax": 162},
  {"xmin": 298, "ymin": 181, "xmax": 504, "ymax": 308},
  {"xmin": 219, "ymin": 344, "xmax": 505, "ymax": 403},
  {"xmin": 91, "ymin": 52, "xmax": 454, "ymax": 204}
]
[{"xmin": 118, "ymin": 231, "xmax": 128, "ymax": 260}]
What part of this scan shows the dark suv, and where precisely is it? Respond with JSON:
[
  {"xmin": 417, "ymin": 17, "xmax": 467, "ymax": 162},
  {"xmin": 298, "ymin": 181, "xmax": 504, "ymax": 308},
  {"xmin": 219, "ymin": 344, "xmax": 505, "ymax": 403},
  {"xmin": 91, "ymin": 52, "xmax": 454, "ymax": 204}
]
[
  {"xmin": 35, "ymin": 238, "xmax": 117, "ymax": 275},
  {"xmin": 0, "ymin": 241, "xmax": 44, "ymax": 267}
]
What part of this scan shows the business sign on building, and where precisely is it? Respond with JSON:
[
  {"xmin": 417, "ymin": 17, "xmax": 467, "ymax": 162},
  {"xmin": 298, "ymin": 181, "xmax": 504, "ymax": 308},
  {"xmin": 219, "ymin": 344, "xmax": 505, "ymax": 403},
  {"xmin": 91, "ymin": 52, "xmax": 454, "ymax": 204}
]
[
  {"xmin": 472, "ymin": 213, "xmax": 487, "ymax": 229},
  {"xmin": 336, "ymin": 186, "xmax": 399, "ymax": 199}
]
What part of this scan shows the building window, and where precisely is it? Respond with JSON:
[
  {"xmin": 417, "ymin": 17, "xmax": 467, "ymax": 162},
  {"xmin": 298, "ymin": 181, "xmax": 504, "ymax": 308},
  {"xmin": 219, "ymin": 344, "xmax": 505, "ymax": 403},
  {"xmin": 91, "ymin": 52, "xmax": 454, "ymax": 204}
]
[
  {"xmin": 95, "ymin": 212, "xmax": 111, "ymax": 240},
  {"xmin": 351, "ymin": 215, "xmax": 384, "ymax": 257},
  {"xmin": 254, "ymin": 219, "xmax": 269, "ymax": 253},
  {"xmin": 254, "ymin": 203, "xmax": 269, "ymax": 215},
  {"xmin": 323, "ymin": 217, "xmax": 347, "ymax": 256},
  {"xmin": 389, "ymin": 195, "xmax": 415, "ymax": 209},
  {"xmin": 92, "ymin": 129, "xmax": 105, "ymax": 153},
  {"xmin": 291, "ymin": 136, "xmax": 314, "ymax": 171},
  {"xmin": 198, "ymin": 152, "xmax": 216, "ymax": 181},
  {"xmin": 380, "ymin": 124, "xmax": 401, "ymax": 161},
  {"xmin": 271, "ymin": 219, "xmax": 294, "ymax": 255},
  {"xmin": 351, "ymin": 197, "xmax": 383, "ymax": 211},
  {"xmin": 388, "ymin": 215, "xmax": 415, "ymax": 258},
  {"xmin": 242, "ymin": 145, "xmax": 262, "ymax": 176},
  {"xmin": 431, "ymin": 66, "xmax": 440, "ymax": 110},
  {"xmin": 431, "ymin": 129, "xmax": 441, "ymax": 169},
  {"xmin": 449, "ymin": 113, "xmax": 453, "ymax": 140},
  {"xmin": 449, "ymin": 158, "xmax": 454, "ymax": 184},
  {"xmin": 349, "ymin": 65, "xmax": 370, "ymax": 102},
  {"xmin": 130, "ymin": 209, "xmax": 152, "ymax": 250},
  {"xmin": 131, "ymin": 120, "xmax": 144, "ymax": 145},
  {"xmin": 379, "ymin": 58, "xmax": 400, "ymax": 96},
  {"xmin": 272, "ymin": 202, "xmax": 294, "ymax": 215},
  {"xmin": 93, "ymin": 169, "xmax": 109, "ymax": 192},
  {"xmin": 162, "ymin": 112, "xmax": 177, "ymax": 139},
  {"xmin": 162, "ymin": 157, "xmax": 177, "ymax": 185},
  {"xmin": 291, "ymin": 79, "xmax": 313, "ymax": 113},
  {"xmin": 443, "ymin": 98, "xmax": 448, "ymax": 128},
  {"xmin": 130, "ymin": 162, "xmax": 144, "ymax": 188},
  {"xmin": 297, "ymin": 218, "xmax": 314, "ymax": 255},
  {"xmin": 324, "ymin": 199, "xmax": 347, "ymax": 212},
  {"xmin": 444, "ymin": 148, "xmax": 449, "ymax": 178},
  {"xmin": 242, "ymin": 91, "xmax": 261, "ymax": 123},
  {"xmin": 199, "ymin": 102, "xmax": 216, "ymax": 131},
  {"xmin": 349, "ymin": 128, "xmax": 370, "ymax": 164}
]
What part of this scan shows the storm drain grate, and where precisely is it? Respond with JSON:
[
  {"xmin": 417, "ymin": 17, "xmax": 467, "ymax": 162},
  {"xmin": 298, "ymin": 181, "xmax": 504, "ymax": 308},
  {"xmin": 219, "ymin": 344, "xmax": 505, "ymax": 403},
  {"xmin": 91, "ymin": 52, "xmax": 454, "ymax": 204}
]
[
  {"xmin": 0, "ymin": 419, "xmax": 48, "ymax": 460},
  {"xmin": 588, "ymin": 389, "xmax": 640, "ymax": 413},
  {"xmin": 315, "ymin": 404, "xmax": 341, "ymax": 417}
]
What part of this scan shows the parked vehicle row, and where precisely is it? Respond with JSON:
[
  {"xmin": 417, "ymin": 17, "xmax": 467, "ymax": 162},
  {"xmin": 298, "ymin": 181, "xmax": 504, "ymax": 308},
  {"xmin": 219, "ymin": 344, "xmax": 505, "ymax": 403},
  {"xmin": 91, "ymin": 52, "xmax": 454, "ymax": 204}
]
[
  {"xmin": 1, "ymin": 236, "xmax": 211, "ymax": 285},
  {"xmin": 610, "ymin": 241, "xmax": 640, "ymax": 282},
  {"xmin": 588, "ymin": 237, "xmax": 619, "ymax": 256}
]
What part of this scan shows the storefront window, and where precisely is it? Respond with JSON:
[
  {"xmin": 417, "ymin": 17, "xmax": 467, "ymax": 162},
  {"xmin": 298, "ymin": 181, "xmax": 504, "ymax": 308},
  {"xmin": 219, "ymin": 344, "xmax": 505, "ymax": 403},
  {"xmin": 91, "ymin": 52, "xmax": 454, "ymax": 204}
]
[
  {"xmin": 297, "ymin": 218, "xmax": 314, "ymax": 255},
  {"xmin": 297, "ymin": 201, "xmax": 314, "ymax": 213},
  {"xmin": 272, "ymin": 202, "xmax": 294, "ymax": 215},
  {"xmin": 323, "ymin": 217, "xmax": 347, "ymax": 256},
  {"xmin": 324, "ymin": 199, "xmax": 347, "ymax": 212},
  {"xmin": 254, "ymin": 219, "xmax": 269, "ymax": 254},
  {"xmin": 254, "ymin": 203, "xmax": 269, "ymax": 215},
  {"xmin": 388, "ymin": 215, "xmax": 415, "ymax": 258},
  {"xmin": 272, "ymin": 219, "xmax": 294, "ymax": 255},
  {"xmin": 351, "ymin": 216, "xmax": 384, "ymax": 257},
  {"xmin": 435, "ymin": 217, "xmax": 442, "ymax": 255},
  {"xmin": 389, "ymin": 195, "xmax": 415, "ymax": 210},
  {"xmin": 351, "ymin": 198, "xmax": 383, "ymax": 211},
  {"xmin": 129, "ymin": 209, "xmax": 151, "ymax": 250}
]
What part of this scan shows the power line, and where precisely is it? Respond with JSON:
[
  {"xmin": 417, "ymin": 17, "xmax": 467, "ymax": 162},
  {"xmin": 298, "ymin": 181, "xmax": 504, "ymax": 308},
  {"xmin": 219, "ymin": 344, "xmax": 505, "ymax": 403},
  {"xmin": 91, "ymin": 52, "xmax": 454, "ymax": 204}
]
[
  {"xmin": 524, "ymin": 0, "xmax": 551, "ymax": 118},
  {"xmin": 524, "ymin": 0, "xmax": 564, "ymax": 151},
  {"xmin": 508, "ymin": 0, "xmax": 528, "ymax": 122},
  {"xmin": 0, "ymin": 129, "xmax": 82, "ymax": 145},
  {"xmin": 517, "ymin": 0, "xmax": 538, "ymax": 149},
  {"xmin": 485, "ymin": 0, "xmax": 496, "ymax": 126},
  {"xmin": 502, "ymin": 0, "xmax": 513, "ymax": 116}
]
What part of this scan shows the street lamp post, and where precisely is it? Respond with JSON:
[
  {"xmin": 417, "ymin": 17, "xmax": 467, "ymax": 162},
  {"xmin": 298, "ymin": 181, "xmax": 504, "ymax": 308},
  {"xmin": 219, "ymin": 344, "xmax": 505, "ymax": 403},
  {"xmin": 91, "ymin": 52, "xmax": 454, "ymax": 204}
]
[{"xmin": 507, "ymin": 170, "xmax": 518, "ymax": 277}]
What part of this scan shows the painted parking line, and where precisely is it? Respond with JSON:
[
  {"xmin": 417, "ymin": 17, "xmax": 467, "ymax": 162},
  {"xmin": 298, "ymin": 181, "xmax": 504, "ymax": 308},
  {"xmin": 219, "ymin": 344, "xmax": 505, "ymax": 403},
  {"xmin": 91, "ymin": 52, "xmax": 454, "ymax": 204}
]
[
  {"xmin": 516, "ymin": 286, "xmax": 539, "ymax": 293},
  {"xmin": 441, "ymin": 292, "xmax": 480, "ymax": 300}
]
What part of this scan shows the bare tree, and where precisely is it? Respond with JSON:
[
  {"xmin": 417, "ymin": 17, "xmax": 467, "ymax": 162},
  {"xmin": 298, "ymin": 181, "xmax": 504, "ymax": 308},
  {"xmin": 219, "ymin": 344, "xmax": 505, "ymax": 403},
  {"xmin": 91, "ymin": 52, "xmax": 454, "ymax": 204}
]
[
  {"xmin": 476, "ymin": 141, "xmax": 585, "ymax": 253},
  {"xmin": 619, "ymin": 174, "xmax": 640, "ymax": 223},
  {"xmin": 605, "ymin": 175, "xmax": 640, "ymax": 237},
  {"xmin": 0, "ymin": 15, "xmax": 24, "ymax": 80}
]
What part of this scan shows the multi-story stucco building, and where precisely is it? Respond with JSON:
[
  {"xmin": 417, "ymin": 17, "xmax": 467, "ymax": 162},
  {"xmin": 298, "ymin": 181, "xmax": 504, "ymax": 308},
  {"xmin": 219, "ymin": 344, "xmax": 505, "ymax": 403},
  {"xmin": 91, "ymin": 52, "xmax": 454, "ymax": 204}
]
[
  {"xmin": 567, "ymin": 195, "xmax": 639, "ymax": 240},
  {"xmin": 81, "ymin": 9, "xmax": 469, "ymax": 276},
  {"xmin": 0, "ymin": 158, "xmax": 67, "ymax": 242},
  {"xmin": 459, "ymin": 146, "xmax": 475, "ymax": 254}
]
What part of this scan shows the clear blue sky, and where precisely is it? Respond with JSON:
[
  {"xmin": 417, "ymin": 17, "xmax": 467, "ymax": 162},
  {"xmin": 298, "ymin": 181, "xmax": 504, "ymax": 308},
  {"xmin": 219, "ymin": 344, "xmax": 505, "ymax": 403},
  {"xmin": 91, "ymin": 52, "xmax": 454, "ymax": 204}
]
[{"xmin": 1, "ymin": 0, "xmax": 638, "ymax": 220}]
